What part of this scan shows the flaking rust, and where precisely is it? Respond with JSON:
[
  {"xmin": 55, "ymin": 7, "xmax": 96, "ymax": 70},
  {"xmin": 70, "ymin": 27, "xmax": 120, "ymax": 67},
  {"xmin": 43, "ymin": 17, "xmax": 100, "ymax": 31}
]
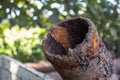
[
  {"xmin": 50, "ymin": 26, "xmax": 71, "ymax": 51},
  {"xmin": 42, "ymin": 17, "xmax": 118, "ymax": 80}
]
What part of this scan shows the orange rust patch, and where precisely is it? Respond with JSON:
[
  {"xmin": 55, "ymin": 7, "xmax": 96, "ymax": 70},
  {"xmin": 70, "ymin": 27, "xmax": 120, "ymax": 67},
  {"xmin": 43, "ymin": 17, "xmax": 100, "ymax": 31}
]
[
  {"xmin": 85, "ymin": 33, "xmax": 99, "ymax": 57},
  {"xmin": 91, "ymin": 33, "xmax": 99, "ymax": 53},
  {"xmin": 50, "ymin": 26, "xmax": 71, "ymax": 51}
]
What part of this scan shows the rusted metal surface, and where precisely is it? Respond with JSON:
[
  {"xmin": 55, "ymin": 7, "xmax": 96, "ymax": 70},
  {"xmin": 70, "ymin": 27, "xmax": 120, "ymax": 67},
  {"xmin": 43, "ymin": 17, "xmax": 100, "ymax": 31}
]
[{"xmin": 42, "ymin": 17, "xmax": 118, "ymax": 80}]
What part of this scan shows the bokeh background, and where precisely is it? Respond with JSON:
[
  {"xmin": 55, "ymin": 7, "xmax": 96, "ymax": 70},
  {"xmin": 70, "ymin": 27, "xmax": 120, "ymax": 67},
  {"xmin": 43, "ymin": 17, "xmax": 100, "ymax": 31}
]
[{"xmin": 0, "ymin": 0, "xmax": 120, "ymax": 62}]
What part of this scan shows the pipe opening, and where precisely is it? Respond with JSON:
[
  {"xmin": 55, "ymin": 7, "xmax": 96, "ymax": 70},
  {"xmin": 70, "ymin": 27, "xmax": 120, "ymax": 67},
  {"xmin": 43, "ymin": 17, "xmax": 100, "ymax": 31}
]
[
  {"xmin": 43, "ymin": 18, "xmax": 89, "ymax": 55},
  {"xmin": 58, "ymin": 18, "xmax": 89, "ymax": 48}
]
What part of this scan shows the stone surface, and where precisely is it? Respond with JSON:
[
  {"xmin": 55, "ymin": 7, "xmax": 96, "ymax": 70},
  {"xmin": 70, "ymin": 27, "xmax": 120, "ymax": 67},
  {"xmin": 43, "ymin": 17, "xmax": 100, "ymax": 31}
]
[{"xmin": 0, "ymin": 55, "xmax": 54, "ymax": 80}]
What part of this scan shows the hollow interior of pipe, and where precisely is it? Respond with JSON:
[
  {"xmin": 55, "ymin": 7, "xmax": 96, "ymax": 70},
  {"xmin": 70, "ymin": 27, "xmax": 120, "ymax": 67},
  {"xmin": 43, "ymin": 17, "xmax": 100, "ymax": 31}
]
[
  {"xmin": 58, "ymin": 18, "xmax": 89, "ymax": 48},
  {"xmin": 44, "ymin": 18, "xmax": 89, "ymax": 55}
]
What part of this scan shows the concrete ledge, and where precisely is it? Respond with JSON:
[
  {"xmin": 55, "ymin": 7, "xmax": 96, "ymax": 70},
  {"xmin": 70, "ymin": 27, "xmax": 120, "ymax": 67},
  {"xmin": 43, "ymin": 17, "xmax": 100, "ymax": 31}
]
[{"xmin": 0, "ymin": 55, "xmax": 54, "ymax": 80}]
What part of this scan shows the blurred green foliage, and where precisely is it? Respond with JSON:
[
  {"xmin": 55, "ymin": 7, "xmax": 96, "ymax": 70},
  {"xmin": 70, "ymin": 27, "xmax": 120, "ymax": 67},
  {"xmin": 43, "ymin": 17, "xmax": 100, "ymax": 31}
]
[
  {"xmin": 0, "ymin": 0, "xmax": 120, "ymax": 62},
  {"xmin": 0, "ymin": 20, "xmax": 46, "ymax": 62}
]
